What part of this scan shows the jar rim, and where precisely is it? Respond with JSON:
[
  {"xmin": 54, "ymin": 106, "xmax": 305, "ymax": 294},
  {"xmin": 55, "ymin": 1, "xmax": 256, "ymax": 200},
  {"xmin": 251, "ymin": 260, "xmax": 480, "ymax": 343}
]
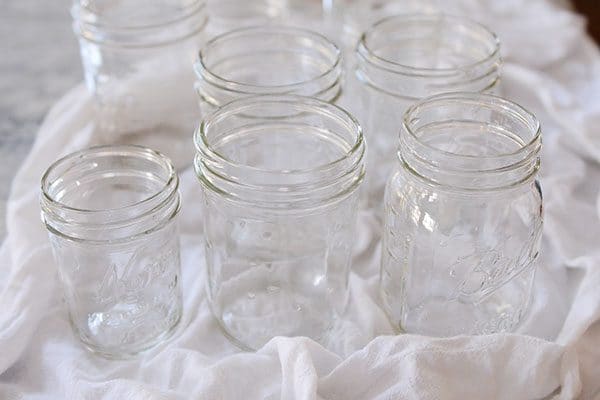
[
  {"xmin": 194, "ymin": 95, "xmax": 366, "ymax": 209},
  {"xmin": 195, "ymin": 26, "xmax": 342, "ymax": 93},
  {"xmin": 71, "ymin": 0, "xmax": 207, "ymax": 47},
  {"xmin": 41, "ymin": 145, "xmax": 178, "ymax": 216},
  {"xmin": 357, "ymin": 13, "xmax": 500, "ymax": 76},
  {"xmin": 403, "ymin": 92, "xmax": 541, "ymax": 163},
  {"xmin": 195, "ymin": 95, "xmax": 364, "ymax": 175},
  {"xmin": 72, "ymin": 0, "xmax": 206, "ymax": 31}
]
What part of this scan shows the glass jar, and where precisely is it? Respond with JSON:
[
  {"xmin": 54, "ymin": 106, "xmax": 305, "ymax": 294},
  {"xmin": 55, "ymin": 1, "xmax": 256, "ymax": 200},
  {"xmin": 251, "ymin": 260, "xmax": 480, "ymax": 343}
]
[
  {"xmin": 350, "ymin": 14, "xmax": 501, "ymax": 208},
  {"xmin": 194, "ymin": 95, "xmax": 365, "ymax": 350},
  {"xmin": 40, "ymin": 145, "xmax": 182, "ymax": 358},
  {"xmin": 71, "ymin": 0, "xmax": 208, "ymax": 167},
  {"xmin": 382, "ymin": 93, "xmax": 543, "ymax": 336},
  {"xmin": 194, "ymin": 25, "xmax": 342, "ymax": 116}
]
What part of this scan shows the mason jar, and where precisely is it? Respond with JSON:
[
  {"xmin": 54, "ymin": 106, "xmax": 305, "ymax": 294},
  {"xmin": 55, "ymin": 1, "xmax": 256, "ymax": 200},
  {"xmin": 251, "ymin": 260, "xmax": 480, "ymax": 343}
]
[
  {"xmin": 194, "ymin": 95, "xmax": 365, "ymax": 350},
  {"xmin": 194, "ymin": 25, "xmax": 342, "ymax": 117},
  {"xmin": 41, "ymin": 145, "xmax": 182, "ymax": 358},
  {"xmin": 350, "ymin": 14, "xmax": 501, "ymax": 208},
  {"xmin": 382, "ymin": 93, "xmax": 543, "ymax": 336},
  {"xmin": 71, "ymin": 0, "xmax": 208, "ymax": 166}
]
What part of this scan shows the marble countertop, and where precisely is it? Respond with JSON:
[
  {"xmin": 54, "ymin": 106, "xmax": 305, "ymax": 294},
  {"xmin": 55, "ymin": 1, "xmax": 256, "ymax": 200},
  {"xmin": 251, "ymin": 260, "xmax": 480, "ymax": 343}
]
[{"xmin": 0, "ymin": 0, "xmax": 81, "ymax": 239}]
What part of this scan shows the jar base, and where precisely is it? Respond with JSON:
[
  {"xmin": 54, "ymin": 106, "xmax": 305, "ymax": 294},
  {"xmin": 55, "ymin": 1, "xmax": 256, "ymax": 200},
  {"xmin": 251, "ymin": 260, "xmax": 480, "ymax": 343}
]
[{"xmin": 72, "ymin": 306, "xmax": 182, "ymax": 359}]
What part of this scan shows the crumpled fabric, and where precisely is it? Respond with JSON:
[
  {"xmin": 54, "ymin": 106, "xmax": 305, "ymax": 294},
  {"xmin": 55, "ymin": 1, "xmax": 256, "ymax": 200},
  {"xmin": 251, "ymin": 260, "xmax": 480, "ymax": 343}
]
[{"xmin": 1, "ymin": 0, "xmax": 600, "ymax": 399}]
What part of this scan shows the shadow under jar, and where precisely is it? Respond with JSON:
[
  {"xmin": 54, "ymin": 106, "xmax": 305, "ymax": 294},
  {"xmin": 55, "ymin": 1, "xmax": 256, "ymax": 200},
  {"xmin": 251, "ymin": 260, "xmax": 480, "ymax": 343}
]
[
  {"xmin": 194, "ymin": 95, "xmax": 365, "ymax": 350},
  {"xmin": 41, "ymin": 145, "xmax": 182, "ymax": 358},
  {"xmin": 350, "ymin": 14, "xmax": 501, "ymax": 208},
  {"xmin": 194, "ymin": 25, "xmax": 342, "ymax": 116},
  {"xmin": 382, "ymin": 93, "xmax": 543, "ymax": 336},
  {"xmin": 71, "ymin": 0, "xmax": 208, "ymax": 166}
]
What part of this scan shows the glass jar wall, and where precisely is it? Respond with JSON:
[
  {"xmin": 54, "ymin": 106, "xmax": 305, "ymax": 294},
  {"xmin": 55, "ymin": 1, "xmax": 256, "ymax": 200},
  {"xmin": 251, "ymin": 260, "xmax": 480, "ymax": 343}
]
[{"xmin": 381, "ymin": 93, "xmax": 543, "ymax": 336}]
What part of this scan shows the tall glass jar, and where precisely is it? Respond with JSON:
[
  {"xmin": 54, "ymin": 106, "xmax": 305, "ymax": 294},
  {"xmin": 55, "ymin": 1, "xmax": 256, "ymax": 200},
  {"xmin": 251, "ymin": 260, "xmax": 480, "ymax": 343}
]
[
  {"xmin": 382, "ymin": 93, "xmax": 543, "ymax": 336},
  {"xmin": 350, "ymin": 14, "xmax": 501, "ymax": 207},
  {"xmin": 194, "ymin": 95, "xmax": 365, "ymax": 350},
  {"xmin": 71, "ymin": 0, "xmax": 208, "ymax": 166},
  {"xmin": 194, "ymin": 26, "xmax": 342, "ymax": 116},
  {"xmin": 40, "ymin": 145, "xmax": 182, "ymax": 358}
]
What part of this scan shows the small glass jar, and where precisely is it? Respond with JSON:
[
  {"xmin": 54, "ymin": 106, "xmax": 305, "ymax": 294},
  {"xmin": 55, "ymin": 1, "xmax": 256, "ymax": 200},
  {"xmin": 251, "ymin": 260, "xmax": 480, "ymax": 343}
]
[
  {"xmin": 382, "ymin": 93, "xmax": 543, "ymax": 336},
  {"xmin": 194, "ymin": 95, "xmax": 365, "ymax": 350},
  {"xmin": 194, "ymin": 25, "xmax": 342, "ymax": 116},
  {"xmin": 41, "ymin": 145, "xmax": 182, "ymax": 358},
  {"xmin": 350, "ymin": 14, "xmax": 501, "ymax": 207},
  {"xmin": 71, "ymin": 0, "xmax": 208, "ymax": 166}
]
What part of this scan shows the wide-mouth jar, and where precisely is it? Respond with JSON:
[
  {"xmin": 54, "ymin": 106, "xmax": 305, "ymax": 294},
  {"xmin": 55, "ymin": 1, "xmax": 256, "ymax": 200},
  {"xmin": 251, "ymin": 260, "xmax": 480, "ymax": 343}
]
[
  {"xmin": 194, "ymin": 26, "xmax": 342, "ymax": 111},
  {"xmin": 41, "ymin": 145, "xmax": 182, "ymax": 358},
  {"xmin": 194, "ymin": 95, "xmax": 365, "ymax": 350}
]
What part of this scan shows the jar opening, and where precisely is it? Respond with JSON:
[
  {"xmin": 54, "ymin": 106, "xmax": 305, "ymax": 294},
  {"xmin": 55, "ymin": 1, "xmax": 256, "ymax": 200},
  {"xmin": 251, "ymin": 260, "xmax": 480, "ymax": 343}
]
[
  {"xmin": 72, "ymin": 0, "xmax": 207, "ymax": 47},
  {"xmin": 194, "ymin": 95, "xmax": 365, "ymax": 209},
  {"xmin": 400, "ymin": 93, "xmax": 541, "ymax": 191},
  {"xmin": 356, "ymin": 14, "xmax": 501, "ymax": 99},
  {"xmin": 195, "ymin": 26, "xmax": 342, "ymax": 105},
  {"xmin": 41, "ymin": 145, "xmax": 180, "ymax": 242},
  {"xmin": 360, "ymin": 14, "xmax": 499, "ymax": 73}
]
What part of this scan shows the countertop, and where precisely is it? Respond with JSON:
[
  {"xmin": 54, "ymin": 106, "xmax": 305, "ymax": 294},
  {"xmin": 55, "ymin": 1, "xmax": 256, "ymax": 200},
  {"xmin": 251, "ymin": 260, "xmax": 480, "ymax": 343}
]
[{"xmin": 0, "ymin": 0, "xmax": 80, "ymax": 239}]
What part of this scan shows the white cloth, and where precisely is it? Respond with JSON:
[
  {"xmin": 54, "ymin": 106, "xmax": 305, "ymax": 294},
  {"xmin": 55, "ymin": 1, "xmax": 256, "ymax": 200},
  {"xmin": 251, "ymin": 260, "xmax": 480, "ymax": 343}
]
[{"xmin": 2, "ymin": 1, "xmax": 600, "ymax": 399}]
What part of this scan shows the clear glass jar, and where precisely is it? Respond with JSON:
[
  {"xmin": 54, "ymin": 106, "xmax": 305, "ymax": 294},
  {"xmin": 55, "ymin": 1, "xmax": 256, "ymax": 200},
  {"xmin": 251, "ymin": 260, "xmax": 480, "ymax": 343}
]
[
  {"xmin": 350, "ymin": 14, "xmax": 501, "ymax": 207},
  {"xmin": 194, "ymin": 95, "xmax": 365, "ymax": 350},
  {"xmin": 382, "ymin": 93, "xmax": 543, "ymax": 336},
  {"xmin": 71, "ymin": 0, "xmax": 208, "ymax": 167},
  {"xmin": 40, "ymin": 145, "xmax": 182, "ymax": 358},
  {"xmin": 194, "ymin": 25, "xmax": 342, "ymax": 116}
]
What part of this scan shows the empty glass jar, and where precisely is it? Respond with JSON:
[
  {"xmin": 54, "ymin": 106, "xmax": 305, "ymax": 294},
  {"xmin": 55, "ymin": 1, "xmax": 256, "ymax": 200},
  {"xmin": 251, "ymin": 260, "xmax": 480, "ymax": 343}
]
[
  {"xmin": 194, "ymin": 95, "xmax": 365, "ymax": 350},
  {"xmin": 350, "ymin": 14, "xmax": 501, "ymax": 207},
  {"xmin": 194, "ymin": 25, "xmax": 342, "ymax": 116},
  {"xmin": 71, "ymin": 0, "xmax": 207, "ymax": 166},
  {"xmin": 41, "ymin": 145, "xmax": 182, "ymax": 357},
  {"xmin": 382, "ymin": 93, "xmax": 543, "ymax": 336}
]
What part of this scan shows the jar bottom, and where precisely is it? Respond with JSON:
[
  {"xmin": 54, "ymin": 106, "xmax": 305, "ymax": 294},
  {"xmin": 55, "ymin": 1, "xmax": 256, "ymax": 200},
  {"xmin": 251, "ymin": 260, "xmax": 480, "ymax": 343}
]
[
  {"xmin": 388, "ymin": 265, "xmax": 536, "ymax": 337},
  {"xmin": 70, "ymin": 298, "xmax": 182, "ymax": 359},
  {"xmin": 211, "ymin": 287, "xmax": 337, "ymax": 351}
]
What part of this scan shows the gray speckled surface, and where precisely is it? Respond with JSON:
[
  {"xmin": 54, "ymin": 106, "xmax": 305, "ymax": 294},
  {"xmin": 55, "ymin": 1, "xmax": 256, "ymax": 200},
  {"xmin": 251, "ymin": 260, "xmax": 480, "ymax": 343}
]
[{"xmin": 0, "ymin": 0, "xmax": 81, "ymax": 238}]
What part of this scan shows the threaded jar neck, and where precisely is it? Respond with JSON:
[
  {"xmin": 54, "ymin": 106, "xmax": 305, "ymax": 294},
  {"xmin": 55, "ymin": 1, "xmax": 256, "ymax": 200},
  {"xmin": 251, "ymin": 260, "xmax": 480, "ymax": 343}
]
[
  {"xmin": 194, "ymin": 26, "xmax": 342, "ymax": 108},
  {"xmin": 194, "ymin": 95, "xmax": 365, "ymax": 211},
  {"xmin": 400, "ymin": 92, "xmax": 541, "ymax": 191},
  {"xmin": 356, "ymin": 14, "xmax": 501, "ymax": 99},
  {"xmin": 71, "ymin": 0, "xmax": 207, "ymax": 47},
  {"xmin": 41, "ymin": 145, "xmax": 180, "ymax": 242}
]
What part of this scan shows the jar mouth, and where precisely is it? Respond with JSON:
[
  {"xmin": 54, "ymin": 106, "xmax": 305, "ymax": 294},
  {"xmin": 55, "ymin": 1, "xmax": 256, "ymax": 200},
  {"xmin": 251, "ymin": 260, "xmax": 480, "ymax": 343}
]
[
  {"xmin": 194, "ymin": 26, "xmax": 342, "ymax": 101},
  {"xmin": 358, "ymin": 14, "xmax": 500, "ymax": 75},
  {"xmin": 194, "ymin": 95, "xmax": 365, "ymax": 209},
  {"xmin": 72, "ymin": 0, "xmax": 207, "ymax": 46},
  {"xmin": 41, "ymin": 145, "xmax": 180, "ymax": 241},
  {"xmin": 400, "ymin": 92, "xmax": 541, "ymax": 191}
]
